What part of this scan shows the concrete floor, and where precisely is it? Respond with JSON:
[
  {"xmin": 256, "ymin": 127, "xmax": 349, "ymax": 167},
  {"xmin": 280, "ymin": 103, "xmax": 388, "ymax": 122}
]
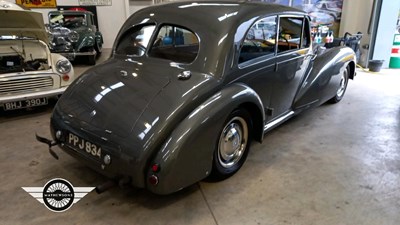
[{"xmin": 1, "ymin": 50, "xmax": 399, "ymax": 225}]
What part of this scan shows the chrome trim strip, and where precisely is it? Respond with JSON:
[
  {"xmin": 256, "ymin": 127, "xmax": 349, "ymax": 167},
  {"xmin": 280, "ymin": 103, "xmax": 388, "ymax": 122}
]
[{"xmin": 264, "ymin": 111, "xmax": 294, "ymax": 132}]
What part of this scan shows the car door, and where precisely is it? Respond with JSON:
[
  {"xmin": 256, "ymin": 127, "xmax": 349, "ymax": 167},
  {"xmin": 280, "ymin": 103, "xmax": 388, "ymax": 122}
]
[
  {"xmin": 268, "ymin": 15, "xmax": 312, "ymax": 119},
  {"xmin": 232, "ymin": 16, "xmax": 278, "ymax": 117}
]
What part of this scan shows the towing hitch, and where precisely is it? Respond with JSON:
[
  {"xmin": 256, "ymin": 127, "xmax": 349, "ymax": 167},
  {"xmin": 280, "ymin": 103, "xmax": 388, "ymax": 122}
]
[{"xmin": 35, "ymin": 134, "xmax": 59, "ymax": 160}]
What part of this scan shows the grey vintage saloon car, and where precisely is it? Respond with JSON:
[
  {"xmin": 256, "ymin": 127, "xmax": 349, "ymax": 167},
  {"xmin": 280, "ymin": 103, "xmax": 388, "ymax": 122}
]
[{"xmin": 38, "ymin": 1, "xmax": 356, "ymax": 194}]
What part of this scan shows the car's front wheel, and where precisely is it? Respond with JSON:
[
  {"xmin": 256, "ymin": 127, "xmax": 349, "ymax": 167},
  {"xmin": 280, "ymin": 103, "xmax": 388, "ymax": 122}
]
[
  {"xmin": 95, "ymin": 41, "xmax": 102, "ymax": 55},
  {"xmin": 210, "ymin": 109, "xmax": 252, "ymax": 180},
  {"xmin": 329, "ymin": 66, "xmax": 349, "ymax": 103}
]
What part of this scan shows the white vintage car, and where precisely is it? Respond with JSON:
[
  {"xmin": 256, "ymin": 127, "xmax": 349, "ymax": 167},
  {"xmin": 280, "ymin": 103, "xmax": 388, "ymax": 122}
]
[{"xmin": 0, "ymin": 1, "xmax": 74, "ymax": 111}]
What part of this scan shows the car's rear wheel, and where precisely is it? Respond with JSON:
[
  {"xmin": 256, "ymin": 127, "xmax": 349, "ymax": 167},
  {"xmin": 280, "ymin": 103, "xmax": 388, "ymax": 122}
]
[
  {"xmin": 209, "ymin": 109, "xmax": 252, "ymax": 180},
  {"xmin": 329, "ymin": 66, "xmax": 349, "ymax": 103}
]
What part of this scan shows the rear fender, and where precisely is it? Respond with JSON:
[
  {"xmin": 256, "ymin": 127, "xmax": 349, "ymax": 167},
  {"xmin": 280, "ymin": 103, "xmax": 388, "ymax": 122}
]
[
  {"xmin": 146, "ymin": 83, "xmax": 264, "ymax": 194},
  {"xmin": 294, "ymin": 46, "xmax": 355, "ymax": 109}
]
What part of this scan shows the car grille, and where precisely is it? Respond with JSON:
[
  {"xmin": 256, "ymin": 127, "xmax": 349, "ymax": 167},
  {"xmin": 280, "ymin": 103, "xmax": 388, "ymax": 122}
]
[{"xmin": 0, "ymin": 76, "xmax": 54, "ymax": 94}]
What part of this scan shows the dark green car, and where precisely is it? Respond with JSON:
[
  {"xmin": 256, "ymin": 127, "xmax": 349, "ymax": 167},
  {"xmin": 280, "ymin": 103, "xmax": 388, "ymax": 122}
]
[{"xmin": 47, "ymin": 10, "xmax": 103, "ymax": 65}]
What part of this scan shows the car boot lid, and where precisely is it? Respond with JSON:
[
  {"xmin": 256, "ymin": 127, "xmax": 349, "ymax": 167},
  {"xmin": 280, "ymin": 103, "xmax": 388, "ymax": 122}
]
[{"xmin": 57, "ymin": 59, "xmax": 172, "ymax": 138}]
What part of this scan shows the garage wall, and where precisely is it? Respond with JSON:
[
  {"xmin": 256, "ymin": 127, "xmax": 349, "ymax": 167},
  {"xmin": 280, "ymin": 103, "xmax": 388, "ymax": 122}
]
[
  {"xmin": 340, "ymin": 0, "xmax": 400, "ymax": 68},
  {"xmin": 4, "ymin": 0, "xmax": 129, "ymax": 48},
  {"xmin": 370, "ymin": 0, "xmax": 400, "ymax": 68},
  {"xmin": 129, "ymin": 0, "xmax": 152, "ymax": 15},
  {"xmin": 339, "ymin": 0, "xmax": 374, "ymax": 46}
]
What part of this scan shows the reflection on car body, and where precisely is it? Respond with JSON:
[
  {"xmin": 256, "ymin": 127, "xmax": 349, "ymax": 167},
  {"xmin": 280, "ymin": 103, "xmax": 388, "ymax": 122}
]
[
  {"xmin": 309, "ymin": 11, "xmax": 335, "ymax": 26},
  {"xmin": 40, "ymin": 1, "xmax": 356, "ymax": 195},
  {"xmin": 313, "ymin": 0, "xmax": 342, "ymax": 21}
]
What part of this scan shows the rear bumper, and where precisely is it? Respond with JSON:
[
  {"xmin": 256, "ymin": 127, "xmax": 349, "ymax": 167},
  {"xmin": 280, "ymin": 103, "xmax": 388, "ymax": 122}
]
[
  {"xmin": 0, "ymin": 87, "xmax": 67, "ymax": 105},
  {"xmin": 50, "ymin": 111, "xmax": 146, "ymax": 189}
]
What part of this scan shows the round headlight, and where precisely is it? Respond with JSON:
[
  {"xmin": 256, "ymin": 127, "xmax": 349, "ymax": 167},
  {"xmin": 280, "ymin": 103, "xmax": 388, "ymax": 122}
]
[
  {"xmin": 56, "ymin": 60, "xmax": 72, "ymax": 74},
  {"xmin": 68, "ymin": 31, "xmax": 79, "ymax": 43}
]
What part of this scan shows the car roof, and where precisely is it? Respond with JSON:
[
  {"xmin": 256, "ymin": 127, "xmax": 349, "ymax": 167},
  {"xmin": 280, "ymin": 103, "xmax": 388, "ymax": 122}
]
[
  {"xmin": 116, "ymin": 1, "xmax": 306, "ymax": 77},
  {"xmin": 128, "ymin": 0, "xmax": 305, "ymax": 31}
]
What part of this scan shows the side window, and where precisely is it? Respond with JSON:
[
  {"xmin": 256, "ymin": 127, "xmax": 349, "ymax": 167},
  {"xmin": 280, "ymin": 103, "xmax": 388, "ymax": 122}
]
[
  {"xmin": 90, "ymin": 16, "xmax": 94, "ymax": 26},
  {"xmin": 239, "ymin": 16, "xmax": 277, "ymax": 63},
  {"xmin": 148, "ymin": 25, "xmax": 199, "ymax": 63},
  {"xmin": 115, "ymin": 24, "xmax": 156, "ymax": 57},
  {"xmin": 277, "ymin": 17, "xmax": 303, "ymax": 53}
]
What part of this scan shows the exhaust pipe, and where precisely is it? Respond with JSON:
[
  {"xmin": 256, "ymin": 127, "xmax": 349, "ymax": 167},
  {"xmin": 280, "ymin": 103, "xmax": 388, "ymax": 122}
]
[
  {"xmin": 95, "ymin": 176, "xmax": 131, "ymax": 194},
  {"xmin": 95, "ymin": 180, "xmax": 116, "ymax": 194}
]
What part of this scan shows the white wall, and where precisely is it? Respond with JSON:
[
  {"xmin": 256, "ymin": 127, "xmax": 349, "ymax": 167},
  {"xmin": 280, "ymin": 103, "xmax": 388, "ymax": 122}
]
[
  {"xmin": 371, "ymin": 0, "xmax": 400, "ymax": 67},
  {"xmin": 5, "ymin": 0, "xmax": 129, "ymax": 48},
  {"xmin": 340, "ymin": 0, "xmax": 400, "ymax": 68},
  {"xmin": 129, "ymin": 0, "xmax": 152, "ymax": 15},
  {"xmin": 339, "ymin": 0, "xmax": 374, "ymax": 47}
]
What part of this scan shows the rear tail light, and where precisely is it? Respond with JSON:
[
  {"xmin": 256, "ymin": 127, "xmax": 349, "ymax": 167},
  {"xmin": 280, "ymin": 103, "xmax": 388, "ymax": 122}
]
[{"xmin": 151, "ymin": 164, "xmax": 160, "ymax": 172}]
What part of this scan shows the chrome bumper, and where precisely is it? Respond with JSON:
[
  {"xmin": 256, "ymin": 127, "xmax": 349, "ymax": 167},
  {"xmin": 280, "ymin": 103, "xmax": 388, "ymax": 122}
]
[{"xmin": 60, "ymin": 50, "xmax": 96, "ymax": 60}]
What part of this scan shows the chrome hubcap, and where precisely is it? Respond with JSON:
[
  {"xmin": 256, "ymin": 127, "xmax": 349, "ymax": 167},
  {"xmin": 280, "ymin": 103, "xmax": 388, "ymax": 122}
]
[
  {"xmin": 218, "ymin": 116, "xmax": 248, "ymax": 168},
  {"xmin": 337, "ymin": 69, "xmax": 348, "ymax": 97}
]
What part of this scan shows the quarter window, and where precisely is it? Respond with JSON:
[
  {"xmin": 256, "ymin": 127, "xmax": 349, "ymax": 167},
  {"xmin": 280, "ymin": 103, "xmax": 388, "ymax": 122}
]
[{"xmin": 239, "ymin": 16, "xmax": 277, "ymax": 63}]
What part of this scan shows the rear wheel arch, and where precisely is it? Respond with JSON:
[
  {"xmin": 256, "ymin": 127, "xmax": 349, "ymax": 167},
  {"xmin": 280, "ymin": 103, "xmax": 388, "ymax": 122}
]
[
  {"xmin": 348, "ymin": 61, "xmax": 356, "ymax": 79},
  {"xmin": 328, "ymin": 65, "xmax": 350, "ymax": 103},
  {"xmin": 209, "ymin": 108, "xmax": 253, "ymax": 180}
]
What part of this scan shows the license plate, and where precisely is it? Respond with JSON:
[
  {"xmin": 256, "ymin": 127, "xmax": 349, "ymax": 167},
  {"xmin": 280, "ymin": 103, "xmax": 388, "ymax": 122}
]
[
  {"xmin": 3, "ymin": 97, "xmax": 48, "ymax": 111},
  {"xmin": 66, "ymin": 133, "xmax": 102, "ymax": 159}
]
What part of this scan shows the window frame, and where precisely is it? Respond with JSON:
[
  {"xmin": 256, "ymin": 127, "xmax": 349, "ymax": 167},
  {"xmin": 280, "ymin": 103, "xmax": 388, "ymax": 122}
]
[{"xmin": 238, "ymin": 14, "xmax": 310, "ymax": 68}]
